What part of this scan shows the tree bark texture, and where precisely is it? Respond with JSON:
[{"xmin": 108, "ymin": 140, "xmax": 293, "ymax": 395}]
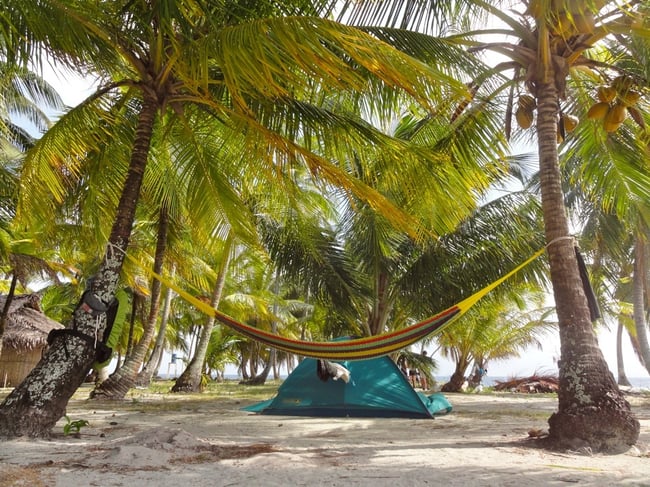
[
  {"xmin": 535, "ymin": 79, "xmax": 639, "ymax": 452},
  {"xmin": 0, "ymin": 96, "xmax": 157, "ymax": 437},
  {"xmin": 91, "ymin": 207, "xmax": 169, "ymax": 399},
  {"xmin": 440, "ymin": 357, "xmax": 469, "ymax": 393}
]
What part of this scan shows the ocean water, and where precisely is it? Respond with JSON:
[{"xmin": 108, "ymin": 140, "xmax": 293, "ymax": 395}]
[
  {"xmin": 437, "ymin": 375, "xmax": 650, "ymax": 390},
  {"xmin": 211, "ymin": 373, "xmax": 649, "ymax": 390}
]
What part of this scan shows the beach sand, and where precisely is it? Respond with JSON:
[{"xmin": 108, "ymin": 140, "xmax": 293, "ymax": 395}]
[{"xmin": 0, "ymin": 386, "xmax": 648, "ymax": 486}]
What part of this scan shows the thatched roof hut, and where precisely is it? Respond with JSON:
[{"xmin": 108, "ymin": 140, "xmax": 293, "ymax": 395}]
[{"xmin": 0, "ymin": 293, "xmax": 64, "ymax": 387}]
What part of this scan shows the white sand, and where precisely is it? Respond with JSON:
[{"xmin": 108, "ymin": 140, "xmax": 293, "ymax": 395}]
[{"xmin": 0, "ymin": 389, "xmax": 648, "ymax": 486}]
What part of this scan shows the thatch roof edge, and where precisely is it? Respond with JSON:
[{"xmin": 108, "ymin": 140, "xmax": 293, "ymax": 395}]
[{"xmin": 0, "ymin": 294, "xmax": 64, "ymax": 351}]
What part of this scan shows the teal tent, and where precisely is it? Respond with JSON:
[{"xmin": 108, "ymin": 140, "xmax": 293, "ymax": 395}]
[{"xmin": 242, "ymin": 354, "xmax": 452, "ymax": 419}]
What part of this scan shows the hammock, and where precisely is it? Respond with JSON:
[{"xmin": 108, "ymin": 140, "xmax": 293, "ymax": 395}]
[{"xmin": 128, "ymin": 248, "xmax": 545, "ymax": 361}]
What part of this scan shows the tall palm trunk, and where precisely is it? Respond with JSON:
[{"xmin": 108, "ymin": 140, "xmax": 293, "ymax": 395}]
[
  {"xmin": 535, "ymin": 78, "xmax": 639, "ymax": 452},
  {"xmin": 632, "ymin": 234, "xmax": 650, "ymax": 373},
  {"xmin": 367, "ymin": 271, "xmax": 393, "ymax": 336},
  {"xmin": 242, "ymin": 350, "xmax": 275, "ymax": 385},
  {"xmin": 124, "ymin": 290, "xmax": 141, "ymax": 360},
  {"xmin": 616, "ymin": 320, "xmax": 632, "ymax": 387},
  {"xmin": 0, "ymin": 95, "xmax": 158, "ymax": 437},
  {"xmin": 91, "ymin": 207, "xmax": 169, "ymax": 399},
  {"xmin": 136, "ymin": 276, "xmax": 174, "ymax": 387},
  {"xmin": 172, "ymin": 234, "xmax": 232, "ymax": 392}
]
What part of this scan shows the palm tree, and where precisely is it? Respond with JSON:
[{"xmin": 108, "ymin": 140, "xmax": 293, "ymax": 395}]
[
  {"xmin": 220, "ymin": 246, "xmax": 304, "ymax": 384},
  {"xmin": 90, "ymin": 206, "xmax": 170, "ymax": 398},
  {"xmin": 335, "ymin": 0, "xmax": 646, "ymax": 452},
  {"xmin": 438, "ymin": 290, "xmax": 554, "ymax": 392},
  {"xmin": 171, "ymin": 233, "xmax": 233, "ymax": 392},
  {"xmin": 571, "ymin": 200, "xmax": 650, "ymax": 380},
  {"xmin": 632, "ymin": 233, "xmax": 650, "ymax": 372},
  {"xmin": 560, "ymin": 22, "xmax": 650, "ymax": 379},
  {"xmin": 0, "ymin": 63, "xmax": 65, "ymax": 356},
  {"xmin": 0, "ymin": 0, "xmax": 474, "ymax": 437},
  {"xmin": 0, "ymin": 62, "xmax": 63, "ymax": 152},
  {"xmin": 135, "ymin": 271, "xmax": 174, "ymax": 387}
]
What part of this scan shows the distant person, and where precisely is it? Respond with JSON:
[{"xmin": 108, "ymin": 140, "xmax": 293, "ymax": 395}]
[
  {"xmin": 469, "ymin": 364, "xmax": 487, "ymax": 388},
  {"xmin": 419, "ymin": 351, "xmax": 429, "ymax": 390},
  {"xmin": 400, "ymin": 360, "xmax": 409, "ymax": 378},
  {"xmin": 408, "ymin": 366, "xmax": 420, "ymax": 388},
  {"xmin": 478, "ymin": 366, "xmax": 487, "ymax": 384}
]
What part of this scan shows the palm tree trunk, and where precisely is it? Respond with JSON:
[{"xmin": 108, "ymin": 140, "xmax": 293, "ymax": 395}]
[
  {"xmin": 136, "ymin": 277, "xmax": 174, "ymax": 387},
  {"xmin": 368, "ymin": 271, "xmax": 393, "ymax": 336},
  {"xmin": 124, "ymin": 291, "xmax": 140, "ymax": 359},
  {"xmin": 91, "ymin": 207, "xmax": 169, "ymax": 399},
  {"xmin": 535, "ymin": 78, "xmax": 639, "ymax": 452},
  {"xmin": 242, "ymin": 352, "xmax": 274, "ymax": 385},
  {"xmin": 632, "ymin": 234, "xmax": 650, "ymax": 373},
  {"xmin": 242, "ymin": 271, "xmax": 280, "ymax": 386},
  {"xmin": 0, "ymin": 273, "xmax": 18, "ymax": 358},
  {"xmin": 172, "ymin": 234, "xmax": 232, "ymax": 392},
  {"xmin": 616, "ymin": 320, "xmax": 632, "ymax": 387},
  {"xmin": 0, "ymin": 95, "xmax": 158, "ymax": 437},
  {"xmin": 440, "ymin": 356, "xmax": 470, "ymax": 392}
]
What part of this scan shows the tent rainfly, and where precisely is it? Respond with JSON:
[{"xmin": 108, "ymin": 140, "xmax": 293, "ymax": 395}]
[
  {"xmin": 242, "ymin": 352, "xmax": 452, "ymax": 419},
  {"xmin": 0, "ymin": 294, "xmax": 64, "ymax": 387}
]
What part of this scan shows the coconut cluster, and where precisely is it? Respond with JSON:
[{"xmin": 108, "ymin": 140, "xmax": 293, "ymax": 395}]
[
  {"xmin": 527, "ymin": 0, "xmax": 601, "ymax": 37},
  {"xmin": 587, "ymin": 76, "xmax": 644, "ymax": 132},
  {"xmin": 515, "ymin": 93, "xmax": 578, "ymax": 143}
]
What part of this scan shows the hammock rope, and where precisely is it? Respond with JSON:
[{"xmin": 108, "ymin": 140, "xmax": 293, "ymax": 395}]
[{"xmin": 123, "ymin": 248, "xmax": 545, "ymax": 361}]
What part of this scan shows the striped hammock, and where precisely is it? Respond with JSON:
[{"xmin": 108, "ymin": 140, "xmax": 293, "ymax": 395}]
[{"xmin": 131, "ymin": 249, "xmax": 544, "ymax": 361}]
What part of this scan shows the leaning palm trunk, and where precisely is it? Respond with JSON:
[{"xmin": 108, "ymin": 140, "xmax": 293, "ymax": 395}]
[
  {"xmin": 91, "ymin": 208, "xmax": 169, "ymax": 400},
  {"xmin": 242, "ymin": 349, "xmax": 275, "ymax": 385},
  {"xmin": 172, "ymin": 235, "xmax": 232, "ymax": 393},
  {"xmin": 440, "ymin": 357, "xmax": 470, "ymax": 393},
  {"xmin": 171, "ymin": 313, "xmax": 217, "ymax": 392},
  {"xmin": 136, "ymin": 280, "xmax": 174, "ymax": 387},
  {"xmin": 535, "ymin": 79, "xmax": 639, "ymax": 452},
  {"xmin": 0, "ymin": 96, "xmax": 158, "ymax": 437}
]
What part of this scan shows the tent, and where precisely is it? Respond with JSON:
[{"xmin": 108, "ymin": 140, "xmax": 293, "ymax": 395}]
[{"xmin": 242, "ymin": 354, "xmax": 452, "ymax": 419}]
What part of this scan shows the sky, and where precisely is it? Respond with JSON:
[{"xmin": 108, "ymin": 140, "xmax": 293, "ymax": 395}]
[
  {"xmin": 36, "ymin": 64, "xmax": 649, "ymax": 382},
  {"xmin": 433, "ymin": 326, "xmax": 647, "ymax": 379}
]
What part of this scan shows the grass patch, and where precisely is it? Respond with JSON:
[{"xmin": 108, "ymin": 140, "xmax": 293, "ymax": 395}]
[
  {"xmin": 143, "ymin": 378, "xmax": 282, "ymax": 401},
  {"xmin": 68, "ymin": 378, "xmax": 282, "ymax": 404}
]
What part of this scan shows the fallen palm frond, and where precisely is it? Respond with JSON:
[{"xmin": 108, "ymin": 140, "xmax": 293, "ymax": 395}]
[{"xmin": 493, "ymin": 373, "xmax": 559, "ymax": 394}]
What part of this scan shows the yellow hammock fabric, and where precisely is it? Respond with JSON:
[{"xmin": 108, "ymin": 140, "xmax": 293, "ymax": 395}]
[{"xmin": 130, "ymin": 248, "xmax": 544, "ymax": 361}]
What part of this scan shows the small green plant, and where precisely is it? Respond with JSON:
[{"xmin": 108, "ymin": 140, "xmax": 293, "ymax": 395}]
[
  {"xmin": 200, "ymin": 373, "xmax": 210, "ymax": 391},
  {"xmin": 63, "ymin": 415, "xmax": 89, "ymax": 436}
]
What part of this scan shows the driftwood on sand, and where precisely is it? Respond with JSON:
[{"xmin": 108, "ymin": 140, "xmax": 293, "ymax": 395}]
[{"xmin": 492, "ymin": 373, "xmax": 559, "ymax": 393}]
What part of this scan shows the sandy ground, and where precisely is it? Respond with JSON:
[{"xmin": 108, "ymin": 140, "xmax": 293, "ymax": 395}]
[{"xmin": 0, "ymin": 386, "xmax": 648, "ymax": 487}]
